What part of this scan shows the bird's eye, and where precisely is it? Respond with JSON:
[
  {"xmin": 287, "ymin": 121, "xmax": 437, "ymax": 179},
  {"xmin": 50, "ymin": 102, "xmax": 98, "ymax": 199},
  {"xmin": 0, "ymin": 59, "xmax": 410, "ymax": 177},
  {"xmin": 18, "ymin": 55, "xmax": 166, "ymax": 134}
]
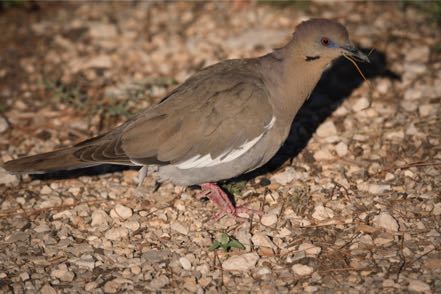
[{"xmin": 321, "ymin": 37, "xmax": 330, "ymax": 47}]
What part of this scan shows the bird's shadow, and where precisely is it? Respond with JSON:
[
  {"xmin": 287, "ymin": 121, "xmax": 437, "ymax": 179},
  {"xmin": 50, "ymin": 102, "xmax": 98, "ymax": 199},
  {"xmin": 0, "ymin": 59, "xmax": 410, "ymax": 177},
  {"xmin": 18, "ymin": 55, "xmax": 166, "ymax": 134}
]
[{"xmin": 32, "ymin": 48, "xmax": 400, "ymax": 184}]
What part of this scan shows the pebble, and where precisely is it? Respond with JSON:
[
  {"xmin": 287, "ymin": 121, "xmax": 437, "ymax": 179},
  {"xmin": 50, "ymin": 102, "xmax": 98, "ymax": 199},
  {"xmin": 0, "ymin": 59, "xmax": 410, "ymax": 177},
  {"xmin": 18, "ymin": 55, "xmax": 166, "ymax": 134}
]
[
  {"xmin": 256, "ymin": 266, "xmax": 272, "ymax": 275},
  {"xmin": 40, "ymin": 185, "xmax": 53, "ymax": 195},
  {"xmin": 335, "ymin": 141, "xmax": 348, "ymax": 157},
  {"xmin": 88, "ymin": 23, "xmax": 118, "ymax": 39},
  {"xmin": 404, "ymin": 88, "xmax": 422, "ymax": 100},
  {"xmin": 0, "ymin": 167, "xmax": 18, "ymax": 185},
  {"xmin": 51, "ymin": 264, "xmax": 75, "ymax": 282},
  {"xmin": 103, "ymin": 279, "xmax": 121, "ymax": 293},
  {"xmin": 20, "ymin": 271, "xmax": 29, "ymax": 281},
  {"xmin": 312, "ymin": 204, "xmax": 334, "ymax": 221},
  {"xmin": 384, "ymin": 130, "xmax": 405, "ymax": 140},
  {"xmin": 149, "ymin": 275, "xmax": 170, "ymax": 290},
  {"xmin": 0, "ymin": 115, "xmax": 9, "ymax": 133},
  {"xmin": 352, "ymin": 97, "xmax": 370, "ymax": 112},
  {"xmin": 298, "ymin": 243, "xmax": 321, "ymax": 257},
  {"xmin": 112, "ymin": 204, "xmax": 133, "ymax": 220},
  {"xmin": 222, "ymin": 252, "xmax": 259, "ymax": 271},
  {"xmin": 405, "ymin": 46, "xmax": 430, "ymax": 63},
  {"xmin": 316, "ymin": 120, "xmax": 337, "ymax": 137},
  {"xmin": 40, "ymin": 284, "xmax": 57, "ymax": 294},
  {"xmin": 179, "ymin": 257, "xmax": 192, "ymax": 270},
  {"xmin": 292, "ymin": 264, "xmax": 314, "ymax": 276},
  {"xmin": 407, "ymin": 280, "xmax": 431, "ymax": 292},
  {"xmin": 418, "ymin": 104, "xmax": 435, "ymax": 117},
  {"xmin": 104, "ymin": 227, "xmax": 129, "ymax": 241},
  {"xmin": 171, "ymin": 222, "xmax": 189, "ymax": 235},
  {"xmin": 313, "ymin": 148, "xmax": 333, "ymax": 161},
  {"xmin": 372, "ymin": 212, "xmax": 399, "ymax": 232},
  {"xmin": 251, "ymin": 233, "xmax": 276, "ymax": 250},
  {"xmin": 432, "ymin": 203, "xmax": 441, "ymax": 216},
  {"xmin": 261, "ymin": 213, "xmax": 278, "ymax": 226},
  {"xmin": 270, "ymin": 167, "xmax": 306, "ymax": 185},
  {"xmin": 91, "ymin": 209, "xmax": 110, "ymax": 226}
]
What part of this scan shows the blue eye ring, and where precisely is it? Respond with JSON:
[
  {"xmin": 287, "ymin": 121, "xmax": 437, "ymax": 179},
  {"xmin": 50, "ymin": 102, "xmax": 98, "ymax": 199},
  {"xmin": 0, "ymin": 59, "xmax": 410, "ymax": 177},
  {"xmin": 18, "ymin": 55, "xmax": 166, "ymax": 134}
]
[{"xmin": 321, "ymin": 37, "xmax": 330, "ymax": 47}]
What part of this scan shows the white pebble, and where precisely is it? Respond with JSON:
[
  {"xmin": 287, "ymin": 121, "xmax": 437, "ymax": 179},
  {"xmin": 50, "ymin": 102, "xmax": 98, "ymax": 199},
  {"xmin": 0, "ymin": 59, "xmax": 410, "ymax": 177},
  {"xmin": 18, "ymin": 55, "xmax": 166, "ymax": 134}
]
[
  {"xmin": 179, "ymin": 257, "xmax": 192, "ymax": 270},
  {"xmin": 408, "ymin": 280, "xmax": 431, "ymax": 292},
  {"xmin": 104, "ymin": 227, "xmax": 128, "ymax": 241},
  {"xmin": 171, "ymin": 222, "xmax": 189, "ymax": 235},
  {"xmin": 335, "ymin": 141, "xmax": 348, "ymax": 157},
  {"xmin": 261, "ymin": 213, "xmax": 278, "ymax": 226},
  {"xmin": 292, "ymin": 264, "xmax": 313, "ymax": 276},
  {"xmin": 372, "ymin": 212, "xmax": 399, "ymax": 232},
  {"xmin": 316, "ymin": 120, "xmax": 337, "ymax": 137},
  {"xmin": 113, "ymin": 204, "xmax": 133, "ymax": 220},
  {"xmin": 251, "ymin": 233, "xmax": 276, "ymax": 249},
  {"xmin": 352, "ymin": 97, "xmax": 370, "ymax": 112},
  {"xmin": 298, "ymin": 243, "xmax": 321, "ymax": 257},
  {"xmin": 0, "ymin": 167, "xmax": 18, "ymax": 185},
  {"xmin": 91, "ymin": 209, "xmax": 110, "ymax": 226},
  {"xmin": 222, "ymin": 253, "xmax": 259, "ymax": 271},
  {"xmin": 312, "ymin": 204, "xmax": 334, "ymax": 221}
]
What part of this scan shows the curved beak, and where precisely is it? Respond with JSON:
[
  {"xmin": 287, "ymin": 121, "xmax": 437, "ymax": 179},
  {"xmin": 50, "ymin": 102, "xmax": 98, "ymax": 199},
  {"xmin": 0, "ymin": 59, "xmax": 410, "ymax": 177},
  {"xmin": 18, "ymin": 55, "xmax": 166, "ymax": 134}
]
[{"xmin": 341, "ymin": 44, "xmax": 370, "ymax": 63}]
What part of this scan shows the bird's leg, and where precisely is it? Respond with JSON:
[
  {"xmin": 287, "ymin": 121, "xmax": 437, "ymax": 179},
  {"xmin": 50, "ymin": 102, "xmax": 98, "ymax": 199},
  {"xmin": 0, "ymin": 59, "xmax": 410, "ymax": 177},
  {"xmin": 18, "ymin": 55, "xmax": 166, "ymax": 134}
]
[{"xmin": 197, "ymin": 183, "xmax": 261, "ymax": 220}]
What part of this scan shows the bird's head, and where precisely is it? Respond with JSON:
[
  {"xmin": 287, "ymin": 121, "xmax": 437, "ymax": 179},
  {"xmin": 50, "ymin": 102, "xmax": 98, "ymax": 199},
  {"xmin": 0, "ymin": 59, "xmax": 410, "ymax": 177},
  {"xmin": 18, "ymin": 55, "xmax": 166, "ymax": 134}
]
[{"xmin": 292, "ymin": 18, "xmax": 369, "ymax": 64}]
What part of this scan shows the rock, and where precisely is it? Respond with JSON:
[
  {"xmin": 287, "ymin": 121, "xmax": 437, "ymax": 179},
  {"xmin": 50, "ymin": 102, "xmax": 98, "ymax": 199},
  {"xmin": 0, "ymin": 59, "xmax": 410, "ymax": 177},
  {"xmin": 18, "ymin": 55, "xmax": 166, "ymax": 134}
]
[
  {"xmin": 352, "ymin": 97, "xmax": 370, "ymax": 112},
  {"xmin": 19, "ymin": 272, "xmax": 29, "ymax": 281},
  {"xmin": 103, "ymin": 280, "xmax": 120, "ymax": 293},
  {"xmin": 112, "ymin": 204, "xmax": 133, "ymax": 220},
  {"xmin": 51, "ymin": 264, "xmax": 75, "ymax": 282},
  {"xmin": 357, "ymin": 182, "xmax": 390, "ymax": 194},
  {"xmin": 261, "ymin": 213, "xmax": 278, "ymax": 226},
  {"xmin": 179, "ymin": 257, "xmax": 192, "ymax": 270},
  {"xmin": 316, "ymin": 120, "xmax": 337, "ymax": 137},
  {"xmin": 404, "ymin": 88, "xmax": 422, "ymax": 100},
  {"xmin": 104, "ymin": 227, "xmax": 128, "ymax": 241},
  {"xmin": 384, "ymin": 130, "xmax": 405, "ymax": 140},
  {"xmin": 85, "ymin": 55, "xmax": 112, "ymax": 69},
  {"xmin": 0, "ymin": 115, "xmax": 9, "ymax": 133},
  {"xmin": 313, "ymin": 148, "xmax": 333, "ymax": 161},
  {"xmin": 171, "ymin": 222, "xmax": 189, "ymax": 235},
  {"xmin": 405, "ymin": 46, "xmax": 430, "ymax": 63},
  {"xmin": 89, "ymin": 23, "xmax": 118, "ymax": 39},
  {"xmin": 376, "ymin": 79, "xmax": 390, "ymax": 94},
  {"xmin": 40, "ymin": 284, "xmax": 57, "ymax": 294},
  {"xmin": 298, "ymin": 243, "xmax": 321, "ymax": 257},
  {"xmin": 335, "ymin": 141, "xmax": 348, "ymax": 157},
  {"xmin": 372, "ymin": 212, "xmax": 399, "ymax": 232},
  {"xmin": 418, "ymin": 104, "xmax": 435, "ymax": 117},
  {"xmin": 270, "ymin": 167, "xmax": 307, "ymax": 185},
  {"xmin": 256, "ymin": 266, "xmax": 272, "ymax": 275},
  {"xmin": 432, "ymin": 203, "xmax": 441, "ymax": 216},
  {"xmin": 222, "ymin": 252, "xmax": 259, "ymax": 271},
  {"xmin": 149, "ymin": 275, "xmax": 169, "ymax": 290},
  {"xmin": 40, "ymin": 185, "xmax": 52, "ymax": 195},
  {"xmin": 0, "ymin": 167, "xmax": 18, "ymax": 185},
  {"xmin": 312, "ymin": 204, "xmax": 334, "ymax": 221},
  {"xmin": 408, "ymin": 280, "xmax": 431, "ymax": 292},
  {"xmin": 292, "ymin": 264, "xmax": 314, "ymax": 276},
  {"xmin": 91, "ymin": 209, "xmax": 110, "ymax": 226},
  {"xmin": 251, "ymin": 233, "xmax": 276, "ymax": 250}
]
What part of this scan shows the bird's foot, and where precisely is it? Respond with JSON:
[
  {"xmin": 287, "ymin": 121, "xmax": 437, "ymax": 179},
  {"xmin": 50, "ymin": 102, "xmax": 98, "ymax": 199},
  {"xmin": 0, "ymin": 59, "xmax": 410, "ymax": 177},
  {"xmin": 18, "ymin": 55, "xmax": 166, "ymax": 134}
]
[{"xmin": 197, "ymin": 183, "xmax": 261, "ymax": 221}]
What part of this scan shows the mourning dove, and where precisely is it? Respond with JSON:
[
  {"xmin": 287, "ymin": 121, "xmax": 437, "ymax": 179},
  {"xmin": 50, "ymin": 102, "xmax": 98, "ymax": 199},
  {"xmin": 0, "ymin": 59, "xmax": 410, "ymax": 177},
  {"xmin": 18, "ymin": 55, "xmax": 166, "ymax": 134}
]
[{"xmin": 3, "ymin": 18, "xmax": 369, "ymax": 219}]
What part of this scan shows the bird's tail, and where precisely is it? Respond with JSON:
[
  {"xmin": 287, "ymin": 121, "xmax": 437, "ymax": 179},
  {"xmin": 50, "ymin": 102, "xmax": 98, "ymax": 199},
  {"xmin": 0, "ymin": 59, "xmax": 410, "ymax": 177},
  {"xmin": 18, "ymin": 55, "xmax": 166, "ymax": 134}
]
[{"xmin": 2, "ymin": 146, "xmax": 101, "ymax": 174}]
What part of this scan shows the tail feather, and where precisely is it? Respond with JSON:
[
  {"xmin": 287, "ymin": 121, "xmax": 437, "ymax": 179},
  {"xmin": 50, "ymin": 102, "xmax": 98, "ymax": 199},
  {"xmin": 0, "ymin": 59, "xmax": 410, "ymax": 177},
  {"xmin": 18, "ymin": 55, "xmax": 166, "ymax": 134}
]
[{"xmin": 2, "ymin": 147, "xmax": 101, "ymax": 174}]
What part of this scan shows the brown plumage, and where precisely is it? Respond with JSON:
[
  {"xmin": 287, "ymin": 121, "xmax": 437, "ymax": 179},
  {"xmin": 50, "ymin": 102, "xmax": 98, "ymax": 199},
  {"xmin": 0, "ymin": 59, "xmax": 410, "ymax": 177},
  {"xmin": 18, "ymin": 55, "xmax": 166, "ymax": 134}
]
[{"xmin": 3, "ymin": 19, "xmax": 368, "ymax": 197}]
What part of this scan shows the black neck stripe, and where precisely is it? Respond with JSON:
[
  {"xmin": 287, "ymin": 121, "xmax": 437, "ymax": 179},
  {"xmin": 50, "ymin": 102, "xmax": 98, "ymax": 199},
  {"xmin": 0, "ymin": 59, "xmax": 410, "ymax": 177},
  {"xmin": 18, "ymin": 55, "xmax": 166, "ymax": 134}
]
[{"xmin": 305, "ymin": 55, "xmax": 320, "ymax": 61}]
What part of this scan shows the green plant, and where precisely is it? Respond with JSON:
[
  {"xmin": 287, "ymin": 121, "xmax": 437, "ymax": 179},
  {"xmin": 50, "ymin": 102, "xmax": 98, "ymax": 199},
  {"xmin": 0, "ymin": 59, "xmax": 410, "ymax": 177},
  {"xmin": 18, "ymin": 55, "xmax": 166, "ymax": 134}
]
[{"xmin": 209, "ymin": 233, "xmax": 245, "ymax": 251}]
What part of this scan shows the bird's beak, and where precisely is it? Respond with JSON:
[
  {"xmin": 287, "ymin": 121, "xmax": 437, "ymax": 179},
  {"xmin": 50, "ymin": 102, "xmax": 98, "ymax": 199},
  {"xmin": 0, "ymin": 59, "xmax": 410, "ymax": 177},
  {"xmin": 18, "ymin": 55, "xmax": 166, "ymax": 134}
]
[{"xmin": 341, "ymin": 44, "xmax": 370, "ymax": 63}]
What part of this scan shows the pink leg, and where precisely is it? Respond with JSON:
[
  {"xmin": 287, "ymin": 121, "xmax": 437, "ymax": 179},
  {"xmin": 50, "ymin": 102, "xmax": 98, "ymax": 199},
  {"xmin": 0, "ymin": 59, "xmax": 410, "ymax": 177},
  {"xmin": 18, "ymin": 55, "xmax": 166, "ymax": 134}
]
[{"xmin": 197, "ymin": 183, "xmax": 262, "ymax": 220}]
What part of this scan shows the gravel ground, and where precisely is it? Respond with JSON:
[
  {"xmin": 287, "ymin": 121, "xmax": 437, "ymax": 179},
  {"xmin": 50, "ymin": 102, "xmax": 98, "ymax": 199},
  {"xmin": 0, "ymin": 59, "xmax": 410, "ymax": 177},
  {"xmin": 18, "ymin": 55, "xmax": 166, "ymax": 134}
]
[{"xmin": 0, "ymin": 2, "xmax": 440, "ymax": 293}]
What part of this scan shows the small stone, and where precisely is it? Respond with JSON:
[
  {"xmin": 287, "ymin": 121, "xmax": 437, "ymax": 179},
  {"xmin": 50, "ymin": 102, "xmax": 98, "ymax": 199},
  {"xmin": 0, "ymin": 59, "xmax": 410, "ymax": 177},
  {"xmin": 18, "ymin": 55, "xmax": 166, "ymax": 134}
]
[
  {"xmin": 335, "ymin": 141, "xmax": 348, "ymax": 157},
  {"xmin": 352, "ymin": 97, "xmax": 370, "ymax": 112},
  {"xmin": 316, "ymin": 120, "xmax": 337, "ymax": 137},
  {"xmin": 313, "ymin": 148, "xmax": 333, "ymax": 161},
  {"xmin": 85, "ymin": 55, "xmax": 112, "ymax": 69},
  {"xmin": 104, "ymin": 227, "xmax": 128, "ymax": 241},
  {"xmin": 418, "ymin": 104, "xmax": 435, "ymax": 117},
  {"xmin": 384, "ymin": 130, "xmax": 405, "ymax": 140},
  {"xmin": 0, "ymin": 167, "xmax": 18, "ymax": 185},
  {"xmin": 20, "ymin": 272, "xmax": 29, "ymax": 281},
  {"xmin": 40, "ymin": 185, "xmax": 52, "ymax": 195},
  {"xmin": 298, "ymin": 243, "xmax": 321, "ymax": 257},
  {"xmin": 89, "ymin": 23, "xmax": 118, "ymax": 39},
  {"xmin": 0, "ymin": 115, "xmax": 9, "ymax": 133},
  {"xmin": 171, "ymin": 222, "xmax": 189, "ymax": 235},
  {"xmin": 104, "ymin": 279, "xmax": 120, "ymax": 293},
  {"xmin": 312, "ymin": 204, "xmax": 334, "ymax": 221},
  {"xmin": 179, "ymin": 257, "xmax": 192, "ymax": 270},
  {"xmin": 404, "ymin": 88, "xmax": 422, "ymax": 100},
  {"xmin": 91, "ymin": 209, "xmax": 110, "ymax": 226},
  {"xmin": 408, "ymin": 280, "xmax": 431, "ymax": 292},
  {"xmin": 149, "ymin": 275, "xmax": 169, "ymax": 290},
  {"xmin": 376, "ymin": 79, "xmax": 390, "ymax": 94},
  {"xmin": 405, "ymin": 46, "xmax": 430, "ymax": 63},
  {"xmin": 256, "ymin": 266, "xmax": 272, "ymax": 275},
  {"xmin": 113, "ymin": 204, "xmax": 132, "ymax": 220},
  {"xmin": 261, "ymin": 213, "xmax": 278, "ymax": 226},
  {"xmin": 432, "ymin": 203, "xmax": 441, "ymax": 216},
  {"xmin": 40, "ymin": 284, "xmax": 57, "ymax": 294},
  {"xmin": 251, "ymin": 233, "xmax": 276, "ymax": 249},
  {"xmin": 222, "ymin": 252, "xmax": 259, "ymax": 271},
  {"xmin": 372, "ymin": 212, "xmax": 399, "ymax": 232},
  {"xmin": 124, "ymin": 220, "xmax": 140, "ymax": 231},
  {"xmin": 292, "ymin": 264, "xmax": 314, "ymax": 276},
  {"xmin": 270, "ymin": 167, "xmax": 306, "ymax": 185},
  {"xmin": 51, "ymin": 264, "xmax": 75, "ymax": 282}
]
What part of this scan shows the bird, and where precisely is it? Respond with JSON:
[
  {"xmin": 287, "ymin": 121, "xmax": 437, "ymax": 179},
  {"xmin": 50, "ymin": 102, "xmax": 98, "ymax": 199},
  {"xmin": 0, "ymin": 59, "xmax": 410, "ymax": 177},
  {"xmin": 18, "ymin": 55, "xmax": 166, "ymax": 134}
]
[{"xmin": 2, "ymin": 18, "xmax": 369, "ymax": 219}]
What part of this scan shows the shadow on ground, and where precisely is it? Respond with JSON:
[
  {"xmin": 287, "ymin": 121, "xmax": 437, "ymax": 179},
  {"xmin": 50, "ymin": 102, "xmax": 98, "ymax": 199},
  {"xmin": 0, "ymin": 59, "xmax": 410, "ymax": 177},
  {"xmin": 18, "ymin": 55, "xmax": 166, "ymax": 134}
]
[{"xmin": 32, "ymin": 48, "xmax": 400, "ymax": 183}]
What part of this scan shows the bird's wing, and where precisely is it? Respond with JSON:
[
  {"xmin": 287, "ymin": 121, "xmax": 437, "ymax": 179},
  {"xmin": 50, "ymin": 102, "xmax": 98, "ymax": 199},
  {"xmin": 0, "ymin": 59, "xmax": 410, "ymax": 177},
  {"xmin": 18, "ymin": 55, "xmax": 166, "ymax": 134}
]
[{"xmin": 120, "ymin": 67, "xmax": 275, "ymax": 167}]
